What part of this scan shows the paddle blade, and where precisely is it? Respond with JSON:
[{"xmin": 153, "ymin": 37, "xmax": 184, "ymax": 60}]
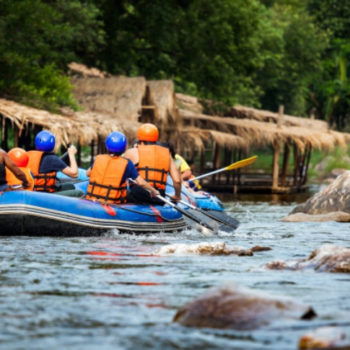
[{"xmin": 226, "ymin": 155, "xmax": 258, "ymax": 171}]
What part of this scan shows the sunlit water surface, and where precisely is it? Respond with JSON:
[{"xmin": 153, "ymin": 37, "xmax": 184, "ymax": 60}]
[{"xmin": 1, "ymin": 191, "xmax": 350, "ymax": 350}]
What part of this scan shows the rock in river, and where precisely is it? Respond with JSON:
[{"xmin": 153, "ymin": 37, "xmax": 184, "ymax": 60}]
[
  {"xmin": 282, "ymin": 171, "xmax": 350, "ymax": 222},
  {"xmin": 266, "ymin": 244, "xmax": 350, "ymax": 273},
  {"xmin": 173, "ymin": 283, "xmax": 315, "ymax": 330}
]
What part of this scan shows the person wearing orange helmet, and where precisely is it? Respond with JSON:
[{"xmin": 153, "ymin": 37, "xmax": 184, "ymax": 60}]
[
  {"xmin": 0, "ymin": 148, "xmax": 30, "ymax": 191},
  {"xmin": 6, "ymin": 148, "xmax": 34, "ymax": 190},
  {"xmin": 124, "ymin": 123, "xmax": 181, "ymax": 204}
]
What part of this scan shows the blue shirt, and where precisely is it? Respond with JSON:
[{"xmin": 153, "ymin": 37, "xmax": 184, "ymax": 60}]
[
  {"xmin": 122, "ymin": 159, "xmax": 139, "ymax": 183},
  {"xmin": 39, "ymin": 154, "xmax": 67, "ymax": 173}
]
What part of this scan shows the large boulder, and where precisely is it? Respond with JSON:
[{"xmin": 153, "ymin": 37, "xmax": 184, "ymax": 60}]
[
  {"xmin": 266, "ymin": 244, "xmax": 350, "ymax": 273},
  {"xmin": 173, "ymin": 283, "xmax": 315, "ymax": 330},
  {"xmin": 282, "ymin": 171, "xmax": 350, "ymax": 222}
]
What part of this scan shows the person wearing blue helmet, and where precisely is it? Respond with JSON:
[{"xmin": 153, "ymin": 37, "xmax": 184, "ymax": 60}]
[
  {"xmin": 85, "ymin": 131, "xmax": 159, "ymax": 204},
  {"xmin": 27, "ymin": 130, "xmax": 79, "ymax": 193}
]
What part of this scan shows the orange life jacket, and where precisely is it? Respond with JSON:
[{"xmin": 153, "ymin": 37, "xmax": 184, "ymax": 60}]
[
  {"xmin": 27, "ymin": 151, "xmax": 57, "ymax": 192},
  {"xmin": 6, "ymin": 167, "xmax": 34, "ymax": 190},
  {"xmin": 86, "ymin": 154, "xmax": 128, "ymax": 204},
  {"xmin": 137, "ymin": 144, "xmax": 170, "ymax": 191}
]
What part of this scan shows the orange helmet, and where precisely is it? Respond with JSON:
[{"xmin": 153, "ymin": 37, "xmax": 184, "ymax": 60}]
[
  {"xmin": 8, "ymin": 147, "xmax": 29, "ymax": 167},
  {"xmin": 137, "ymin": 123, "xmax": 159, "ymax": 142}
]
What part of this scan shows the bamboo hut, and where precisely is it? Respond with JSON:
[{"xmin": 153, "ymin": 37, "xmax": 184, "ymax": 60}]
[{"xmin": 177, "ymin": 98, "xmax": 350, "ymax": 193}]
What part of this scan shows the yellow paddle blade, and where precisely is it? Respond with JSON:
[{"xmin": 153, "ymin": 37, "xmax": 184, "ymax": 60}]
[{"xmin": 226, "ymin": 155, "xmax": 258, "ymax": 171}]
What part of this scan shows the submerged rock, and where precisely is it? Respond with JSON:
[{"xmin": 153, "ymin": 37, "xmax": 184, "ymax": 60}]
[
  {"xmin": 299, "ymin": 327, "xmax": 348, "ymax": 349},
  {"xmin": 173, "ymin": 283, "xmax": 315, "ymax": 330},
  {"xmin": 281, "ymin": 211, "xmax": 350, "ymax": 222},
  {"xmin": 266, "ymin": 244, "xmax": 350, "ymax": 273},
  {"xmin": 282, "ymin": 171, "xmax": 350, "ymax": 222}
]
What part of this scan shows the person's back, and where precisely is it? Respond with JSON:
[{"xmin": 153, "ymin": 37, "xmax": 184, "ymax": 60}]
[
  {"xmin": 124, "ymin": 123, "xmax": 181, "ymax": 203},
  {"xmin": 137, "ymin": 143, "xmax": 170, "ymax": 195},
  {"xmin": 28, "ymin": 130, "xmax": 79, "ymax": 194},
  {"xmin": 86, "ymin": 131, "xmax": 159, "ymax": 205}
]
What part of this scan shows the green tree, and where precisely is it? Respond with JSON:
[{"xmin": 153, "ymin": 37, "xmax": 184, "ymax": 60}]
[
  {"xmin": 306, "ymin": 0, "xmax": 350, "ymax": 130},
  {"xmin": 256, "ymin": 2, "xmax": 328, "ymax": 115},
  {"xmin": 96, "ymin": 0, "xmax": 274, "ymax": 106},
  {"xmin": 0, "ymin": 0, "xmax": 104, "ymax": 111}
]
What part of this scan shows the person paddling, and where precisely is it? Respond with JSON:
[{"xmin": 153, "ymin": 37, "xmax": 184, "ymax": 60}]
[
  {"xmin": 85, "ymin": 131, "xmax": 159, "ymax": 205},
  {"xmin": 27, "ymin": 130, "xmax": 81, "ymax": 195},
  {"xmin": 0, "ymin": 149, "xmax": 30, "ymax": 191},
  {"xmin": 6, "ymin": 148, "xmax": 34, "ymax": 190},
  {"xmin": 123, "ymin": 123, "xmax": 181, "ymax": 204}
]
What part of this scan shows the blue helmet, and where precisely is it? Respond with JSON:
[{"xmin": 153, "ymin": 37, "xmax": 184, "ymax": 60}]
[
  {"xmin": 105, "ymin": 131, "xmax": 127, "ymax": 154},
  {"xmin": 35, "ymin": 130, "xmax": 55, "ymax": 152}
]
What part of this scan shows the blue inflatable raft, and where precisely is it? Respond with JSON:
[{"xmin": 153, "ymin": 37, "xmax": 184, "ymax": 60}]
[{"xmin": 0, "ymin": 190, "xmax": 187, "ymax": 236}]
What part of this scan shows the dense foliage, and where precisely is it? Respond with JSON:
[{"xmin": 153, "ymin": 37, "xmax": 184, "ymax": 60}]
[{"xmin": 0, "ymin": 0, "xmax": 349, "ymax": 129}]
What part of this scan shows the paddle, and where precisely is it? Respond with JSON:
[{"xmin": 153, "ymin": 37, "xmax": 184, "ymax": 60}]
[
  {"xmin": 176, "ymin": 198, "xmax": 238, "ymax": 231},
  {"xmin": 191, "ymin": 155, "xmax": 258, "ymax": 182},
  {"xmin": 128, "ymin": 178, "xmax": 216, "ymax": 234},
  {"xmin": 155, "ymin": 194, "xmax": 216, "ymax": 234}
]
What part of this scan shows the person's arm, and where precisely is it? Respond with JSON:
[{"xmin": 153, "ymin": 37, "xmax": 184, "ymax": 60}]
[
  {"xmin": 169, "ymin": 157, "xmax": 182, "ymax": 202},
  {"xmin": 2, "ymin": 152, "xmax": 30, "ymax": 188},
  {"xmin": 61, "ymin": 145, "xmax": 78, "ymax": 178},
  {"xmin": 86, "ymin": 167, "xmax": 91, "ymax": 177},
  {"xmin": 181, "ymin": 168, "xmax": 192, "ymax": 181},
  {"xmin": 135, "ymin": 175, "xmax": 160, "ymax": 197}
]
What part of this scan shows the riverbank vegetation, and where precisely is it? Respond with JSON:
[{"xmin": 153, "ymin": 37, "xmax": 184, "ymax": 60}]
[{"xmin": 0, "ymin": 0, "xmax": 349, "ymax": 130}]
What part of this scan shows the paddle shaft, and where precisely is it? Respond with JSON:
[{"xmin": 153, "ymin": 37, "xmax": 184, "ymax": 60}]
[
  {"xmin": 177, "ymin": 199, "xmax": 237, "ymax": 229},
  {"xmin": 128, "ymin": 178, "xmax": 215, "ymax": 232},
  {"xmin": 191, "ymin": 155, "xmax": 258, "ymax": 181},
  {"xmin": 155, "ymin": 195, "xmax": 215, "ymax": 232}
]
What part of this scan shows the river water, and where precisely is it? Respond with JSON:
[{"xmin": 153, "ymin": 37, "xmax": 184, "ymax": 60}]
[{"xmin": 1, "ymin": 191, "xmax": 350, "ymax": 350}]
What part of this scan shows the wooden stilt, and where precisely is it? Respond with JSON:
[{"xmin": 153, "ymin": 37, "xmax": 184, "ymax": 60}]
[
  {"xmin": 272, "ymin": 140, "xmax": 281, "ymax": 189},
  {"xmin": 280, "ymin": 143, "xmax": 290, "ymax": 186}
]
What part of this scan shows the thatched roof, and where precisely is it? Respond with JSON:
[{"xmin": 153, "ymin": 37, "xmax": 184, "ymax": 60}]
[
  {"xmin": 68, "ymin": 62, "xmax": 110, "ymax": 78},
  {"xmin": 175, "ymin": 93, "xmax": 203, "ymax": 114},
  {"xmin": 74, "ymin": 110, "xmax": 138, "ymax": 141},
  {"xmin": 174, "ymin": 127, "xmax": 247, "ymax": 152},
  {"xmin": 230, "ymin": 105, "xmax": 328, "ymax": 131},
  {"xmin": 180, "ymin": 109, "xmax": 350, "ymax": 152},
  {"xmin": 147, "ymin": 80, "xmax": 180, "ymax": 126},
  {"xmin": 0, "ymin": 98, "xmax": 97, "ymax": 149},
  {"xmin": 72, "ymin": 75, "xmax": 147, "ymax": 124}
]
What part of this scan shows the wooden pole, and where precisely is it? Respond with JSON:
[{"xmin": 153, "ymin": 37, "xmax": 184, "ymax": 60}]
[
  {"xmin": 293, "ymin": 143, "xmax": 299, "ymax": 186},
  {"xmin": 280, "ymin": 143, "xmax": 290, "ymax": 186},
  {"xmin": 272, "ymin": 140, "xmax": 281, "ymax": 189},
  {"xmin": 277, "ymin": 105, "xmax": 284, "ymax": 127},
  {"xmin": 303, "ymin": 145, "xmax": 312, "ymax": 185}
]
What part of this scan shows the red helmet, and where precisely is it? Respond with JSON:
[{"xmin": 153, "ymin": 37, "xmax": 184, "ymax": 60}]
[
  {"xmin": 8, "ymin": 147, "xmax": 29, "ymax": 167},
  {"xmin": 137, "ymin": 123, "xmax": 159, "ymax": 142}
]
